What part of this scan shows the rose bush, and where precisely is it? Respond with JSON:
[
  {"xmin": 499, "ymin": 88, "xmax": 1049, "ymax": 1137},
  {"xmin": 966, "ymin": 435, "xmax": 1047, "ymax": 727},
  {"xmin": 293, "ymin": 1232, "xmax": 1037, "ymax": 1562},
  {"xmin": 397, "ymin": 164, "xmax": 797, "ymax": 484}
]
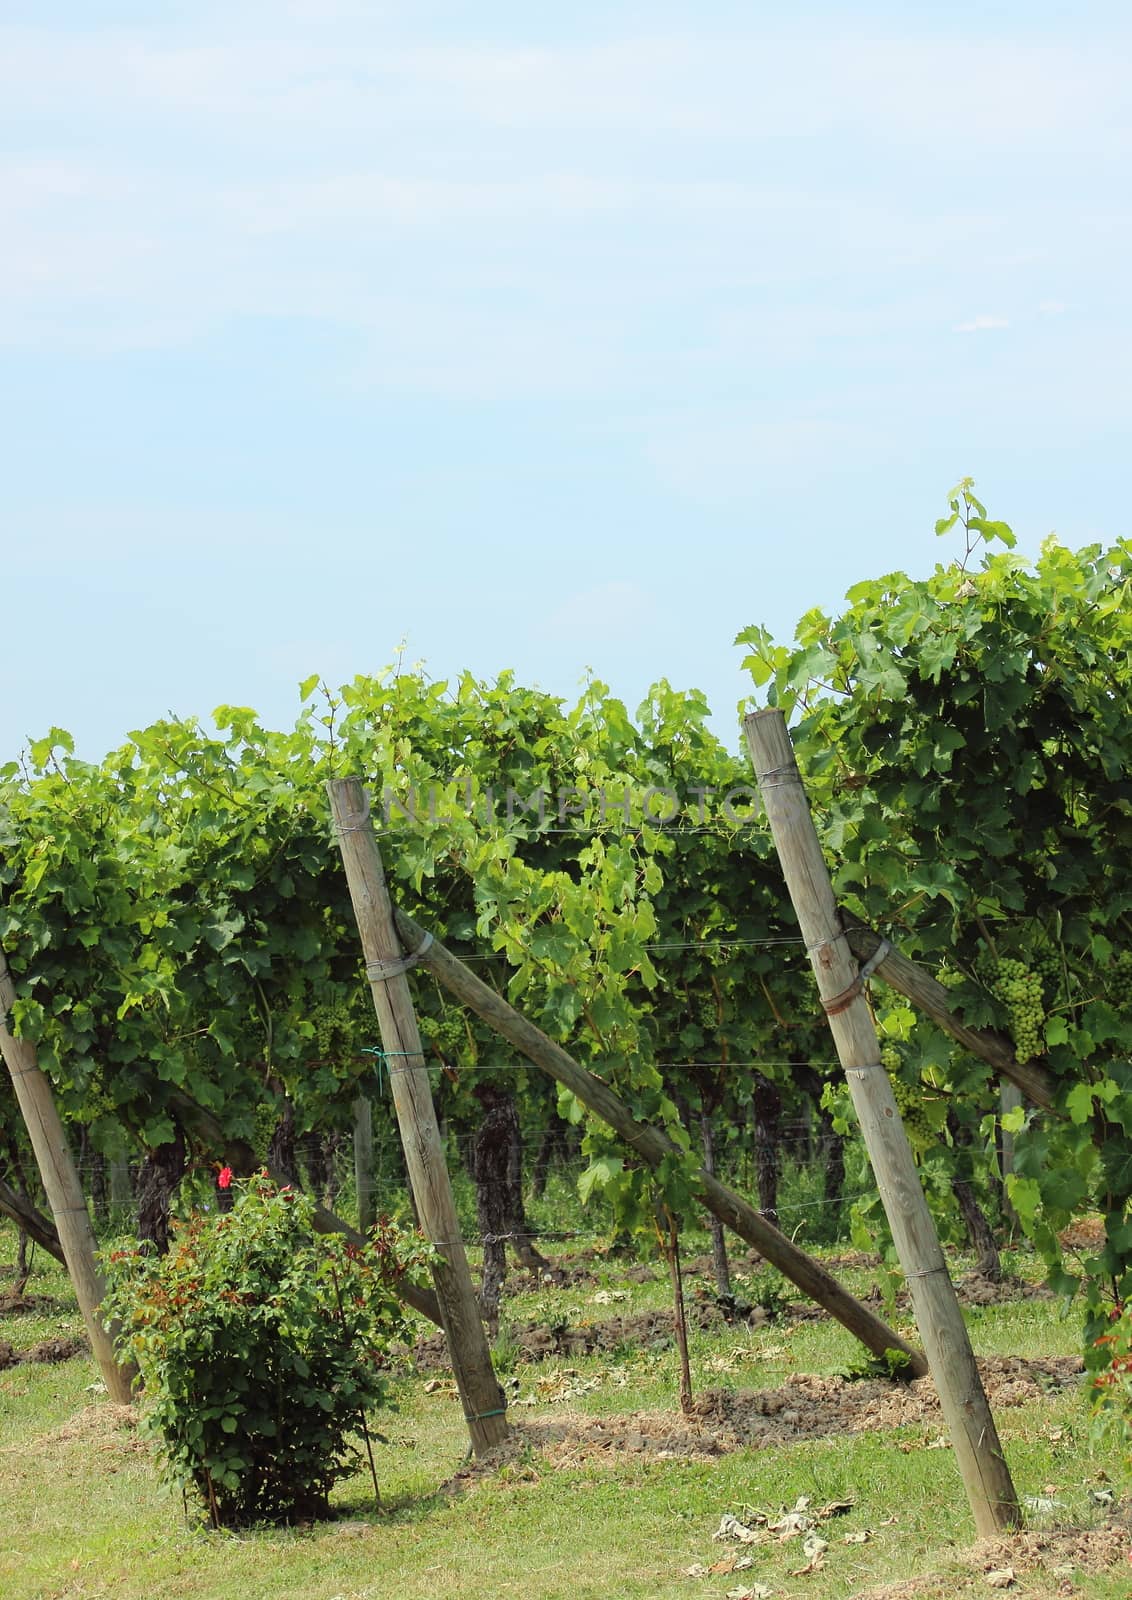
[{"xmin": 103, "ymin": 1177, "xmax": 433, "ymax": 1526}]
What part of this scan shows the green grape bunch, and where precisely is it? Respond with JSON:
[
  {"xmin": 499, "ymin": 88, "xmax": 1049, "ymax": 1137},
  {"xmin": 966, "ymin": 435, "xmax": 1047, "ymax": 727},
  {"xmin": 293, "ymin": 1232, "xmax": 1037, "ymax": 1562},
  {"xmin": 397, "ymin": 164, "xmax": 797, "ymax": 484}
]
[
  {"xmin": 880, "ymin": 1043, "xmax": 935, "ymax": 1155},
  {"xmin": 418, "ymin": 1010, "xmax": 468, "ymax": 1062},
  {"xmin": 989, "ymin": 957, "xmax": 1046, "ymax": 1064}
]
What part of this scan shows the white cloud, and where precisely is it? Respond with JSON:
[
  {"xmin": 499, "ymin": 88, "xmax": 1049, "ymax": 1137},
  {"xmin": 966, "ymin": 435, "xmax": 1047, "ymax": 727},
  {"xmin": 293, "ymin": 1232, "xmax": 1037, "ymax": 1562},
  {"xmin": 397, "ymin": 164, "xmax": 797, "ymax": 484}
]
[
  {"xmin": 1039, "ymin": 299, "xmax": 1066, "ymax": 315},
  {"xmin": 0, "ymin": 18, "xmax": 1125, "ymax": 391},
  {"xmin": 0, "ymin": 26, "xmax": 1127, "ymax": 147},
  {"xmin": 953, "ymin": 315, "xmax": 1010, "ymax": 333}
]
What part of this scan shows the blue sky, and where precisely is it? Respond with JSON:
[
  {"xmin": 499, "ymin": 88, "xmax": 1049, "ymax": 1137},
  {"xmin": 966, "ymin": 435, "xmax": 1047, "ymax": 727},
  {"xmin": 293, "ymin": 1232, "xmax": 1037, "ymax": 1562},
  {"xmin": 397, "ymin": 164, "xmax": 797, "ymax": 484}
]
[{"xmin": 3, "ymin": 2, "xmax": 1130, "ymax": 760}]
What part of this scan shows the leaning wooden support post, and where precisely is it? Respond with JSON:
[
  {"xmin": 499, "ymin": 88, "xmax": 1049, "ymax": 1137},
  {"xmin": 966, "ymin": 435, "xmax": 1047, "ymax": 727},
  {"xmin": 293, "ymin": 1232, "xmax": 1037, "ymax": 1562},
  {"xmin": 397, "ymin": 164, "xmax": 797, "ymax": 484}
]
[
  {"xmin": 0, "ymin": 1173, "xmax": 65, "ymax": 1263},
  {"xmin": 327, "ymin": 779, "xmax": 508, "ymax": 1457},
  {"xmin": 0, "ymin": 943, "xmax": 136, "ymax": 1403},
  {"xmin": 745, "ymin": 708, "xmax": 1020, "ymax": 1537},
  {"xmin": 388, "ymin": 905, "xmax": 928, "ymax": 1376}
]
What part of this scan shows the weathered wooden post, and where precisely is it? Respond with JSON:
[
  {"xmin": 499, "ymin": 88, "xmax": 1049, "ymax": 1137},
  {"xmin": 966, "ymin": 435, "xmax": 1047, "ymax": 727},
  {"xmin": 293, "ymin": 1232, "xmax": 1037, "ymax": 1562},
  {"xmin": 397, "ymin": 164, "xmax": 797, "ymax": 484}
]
[
  {"xmin": 745, "ymin": 708, "xmax": 1020, "ymax": 1536},
  {"xmin": 327, "ymin": 778, "xmax": 508, "ymax": 1456},
  {"xmin": 0, "ymin": 943, "xmax": 136, "ymax": 1403},
  {"xmin": 389, "ymin": 903, "xmax": 928, "ymax": 1375}
]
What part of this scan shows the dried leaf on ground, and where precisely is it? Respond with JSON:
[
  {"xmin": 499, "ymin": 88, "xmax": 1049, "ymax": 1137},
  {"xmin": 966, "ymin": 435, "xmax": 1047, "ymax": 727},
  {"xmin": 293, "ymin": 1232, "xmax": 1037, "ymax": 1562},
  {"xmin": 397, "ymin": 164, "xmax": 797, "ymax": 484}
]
[
  {"xmin": 708, "ymin": 1553, "xmax": 754, "ymax": 1574},
  {"xmin": 1023, "ymin": 1495, "xmax": 1067, "ymax": 1514},
  {"xmin": 714, "ymin": 1514, "xmax": 765, "ymax": 1545},
  {"xmin": 769, "ymin": 1497, "xmax": 817, "ymax": 1538},
  {"xmin": 986, "ymin": 1567, "xmax": 1016, "ymax": 1588},
  {"xmin": 843, "ymin": 1530, "xmax": 872, "ymax": 1545}
]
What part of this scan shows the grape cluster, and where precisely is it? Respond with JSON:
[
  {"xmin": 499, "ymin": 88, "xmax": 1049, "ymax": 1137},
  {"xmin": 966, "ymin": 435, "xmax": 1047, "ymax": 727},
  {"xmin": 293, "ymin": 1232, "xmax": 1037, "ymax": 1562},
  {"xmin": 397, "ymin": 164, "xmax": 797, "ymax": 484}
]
[
  {"xmin": 311, "ymin": 995, "xmax": 357, "ymax": 1065},
  {"xmin": 879, "ymin": 1043, "xmax": 934, "ymax": 1154},
  {"xmin": 418, "ymin": 1010, "xmax": 468, "ymax": 1061},
  {"xmin": 252, "ymin": 1100, "xmax": 278, "ymax": 1164},
  {"xmin": 697, "ymin": 993, "xmax": 722, "ymax": 1032},
  {"xmin": 989, "ymin": 957, "xmax": 1046, "ymax": 1063}
]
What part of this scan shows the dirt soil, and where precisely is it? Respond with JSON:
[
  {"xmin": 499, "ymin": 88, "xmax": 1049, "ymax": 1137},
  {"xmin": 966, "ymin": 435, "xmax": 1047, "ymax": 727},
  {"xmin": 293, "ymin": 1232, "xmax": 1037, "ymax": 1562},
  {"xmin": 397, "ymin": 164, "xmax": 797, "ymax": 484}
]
[
  {"xmin": 0, "ymin": 1335, "xmax": 88, "ymax": 1370},
  {"xmin": 440, "ymin": 1355, "xmax": 1084, "ymax": 1485},
  {"xmin": 852, "ymin": 1524, "xmax": 1131, "ymax": 1598},
  {"xmin": 689, "ymin": 1354, "xmax": 1083, "ymax": 1448},
  {"xmin": 415, "ymin": 1300, "xmax": 779, "ymax": 1372},
  {"xmin": 415, "ymin": 1271, "xmax": 1055, "ymax": 1373},
  {"xmin": 0, "ymin": 1290, "xmax": 48, "ymax": 1315}
]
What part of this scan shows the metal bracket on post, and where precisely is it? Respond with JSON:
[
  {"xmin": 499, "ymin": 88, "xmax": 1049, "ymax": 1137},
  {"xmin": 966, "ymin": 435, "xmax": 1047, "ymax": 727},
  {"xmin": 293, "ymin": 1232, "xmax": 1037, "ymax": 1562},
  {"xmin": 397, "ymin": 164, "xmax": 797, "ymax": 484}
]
[{"xmin": 821, "ymin": 937, "xmax": 892, "ymax": 1017}]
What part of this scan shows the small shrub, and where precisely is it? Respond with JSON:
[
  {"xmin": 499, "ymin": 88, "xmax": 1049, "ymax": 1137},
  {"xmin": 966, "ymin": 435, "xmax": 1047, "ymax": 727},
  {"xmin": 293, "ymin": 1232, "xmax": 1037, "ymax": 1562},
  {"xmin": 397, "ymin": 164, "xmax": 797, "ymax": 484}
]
[{"xmin": 103, "ymin": 1177, "xmax": 433, "ymax": 1527}]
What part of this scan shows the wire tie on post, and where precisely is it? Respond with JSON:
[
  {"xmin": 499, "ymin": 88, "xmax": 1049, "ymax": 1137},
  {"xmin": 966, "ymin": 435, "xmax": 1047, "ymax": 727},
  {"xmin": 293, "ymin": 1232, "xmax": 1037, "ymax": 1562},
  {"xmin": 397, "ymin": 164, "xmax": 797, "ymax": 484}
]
[
  {"xmin": 757, "ymin": 761, "xmax": 801, "ymax": 791},
  {"xmin": 905, "ymin": 1265, "xmax": 950, "ymax": 1281},
  {"xmin": 333, "ymin": 795, "xmax": 373, "ymax": 838},
  {"xmin": 365, "ymin": 932, "xmax": 434, "ymax": 983},
  {"xmin": 358, "ymin": 1047, "xmax": 420, "ymax": 1095},
  {"xmin": 465, "ymin": 1407, "xmax": 508, "ymax": 1423}
]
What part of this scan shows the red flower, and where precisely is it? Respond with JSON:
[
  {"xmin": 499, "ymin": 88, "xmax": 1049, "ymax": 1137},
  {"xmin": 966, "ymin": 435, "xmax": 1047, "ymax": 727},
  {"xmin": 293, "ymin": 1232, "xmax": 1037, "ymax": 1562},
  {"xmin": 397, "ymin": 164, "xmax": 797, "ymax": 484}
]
[{"xmin": 218, "ymin": 1166, "xmax": 233, "ymax": 1190}]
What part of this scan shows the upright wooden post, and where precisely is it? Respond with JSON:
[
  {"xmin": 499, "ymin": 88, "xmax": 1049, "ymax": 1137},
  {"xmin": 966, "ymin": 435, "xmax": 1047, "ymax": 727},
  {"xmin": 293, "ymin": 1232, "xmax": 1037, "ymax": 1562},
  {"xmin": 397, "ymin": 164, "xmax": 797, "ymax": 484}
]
[
  {"xmin": 327, "ymin": 779, "xmax": 507, "ymax": 1456},
  {"xmin": 0, "ymin": 944, "xmax": 136, "ymax": 1403},
  {"xmin": 745, "ymin": 709, "xmax": 1019, "ymax": 1536}
]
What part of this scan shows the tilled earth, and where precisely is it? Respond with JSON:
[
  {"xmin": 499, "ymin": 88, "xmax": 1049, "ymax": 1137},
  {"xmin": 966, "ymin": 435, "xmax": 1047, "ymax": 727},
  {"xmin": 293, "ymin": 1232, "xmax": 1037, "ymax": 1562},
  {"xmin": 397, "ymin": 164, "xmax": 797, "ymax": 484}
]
[
  {"xmin": 441, "ymin": 1354, "xmax": 1084, "ymax": 1478},
  {"xmin": 414, "ymin": 1272, "xmax": 1054, "ymax": 1373},
  {"xmin": 0, "ymin": 1335, "xmax": 87, "ymax": 1370}
]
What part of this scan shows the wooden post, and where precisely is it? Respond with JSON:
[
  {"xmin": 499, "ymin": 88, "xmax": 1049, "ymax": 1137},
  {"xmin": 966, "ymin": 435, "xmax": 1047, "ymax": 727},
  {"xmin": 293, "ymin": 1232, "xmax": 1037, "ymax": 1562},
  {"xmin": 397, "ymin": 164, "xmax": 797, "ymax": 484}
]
[
  {"xmin": 389, "ymin": 904, "xmax": 928, "ymax": 1376},
  {"xmin": 0, "ymin": 943, "xmax": 136, "ymax": 1403},
  {"xmin": 327, "ymin": 779, "xmax": 507, "ymax": 1456},
  {"xmin": 745, "ymin": 709, "xmax": 1020, "ymax": 1536},
  {"xmin": 0, "ymin": 1174, "xmax": 65, "ymax": 1263},
  {"xmin": 353, "ymin": 1094, "xmax": 376, "ymax": 1235}
]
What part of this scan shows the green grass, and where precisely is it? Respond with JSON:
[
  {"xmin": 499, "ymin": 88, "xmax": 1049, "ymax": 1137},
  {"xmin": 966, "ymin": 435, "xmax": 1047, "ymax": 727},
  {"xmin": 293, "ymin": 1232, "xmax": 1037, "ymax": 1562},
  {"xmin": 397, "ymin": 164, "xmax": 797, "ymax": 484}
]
[{"xmin": 1, "ymin": 1229, "xmax": 1128, "ymax": 1600}]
